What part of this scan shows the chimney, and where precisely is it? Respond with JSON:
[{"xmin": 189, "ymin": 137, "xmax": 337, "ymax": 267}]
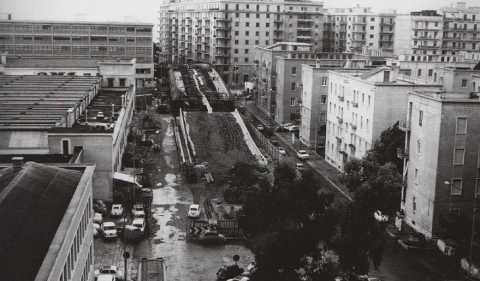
[{"xmin": 12, "ymin": 156, "xmax": 24, "ymax": 171}]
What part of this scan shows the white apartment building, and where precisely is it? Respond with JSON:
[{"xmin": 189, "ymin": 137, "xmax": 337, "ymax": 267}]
[
  {"xmin": 159, "ymin": 0, "xmax": 326, "ymax": 86},
  {"xmin": 325, "ymin": 67, "xmax": 442, "ymax": 171},
  {"xmin": 402, "ymin": 90, "xmax": 480, "ymax": 239},
  {"xmin": 324, "ymin": 6, "xmax": 396, "ymax": 55},
  {"xmin": 0, "ymin": 19, "xmax": 153, "ymax": 87}
]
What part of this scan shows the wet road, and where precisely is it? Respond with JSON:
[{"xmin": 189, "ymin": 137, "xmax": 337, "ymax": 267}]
[{"xmin": 134, "ymin": 115, "xmax": 254, "ymax": 281}]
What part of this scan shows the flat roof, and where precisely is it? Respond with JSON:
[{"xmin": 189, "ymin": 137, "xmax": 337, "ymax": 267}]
[
  {"xmin": 6, "ymin": 58, "xmax": 99, "ymax": 69},
  {"xmin": 0, "ymin": 19, "xmax": 153, "ymax": 26},
  {"xmin": 411, "ymin": 90, "xmax": 480, "ymax": 103},
  {"xmin": 0, "ymin": 75, "xmax": 99, "ymax": 130},
  {"xmin": 0, "ymin": 162, "xmax": 84, "ymax": 281}
]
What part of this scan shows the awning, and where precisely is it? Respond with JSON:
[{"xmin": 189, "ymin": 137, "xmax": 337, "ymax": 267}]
[{"xmin": 113, "ymin": 172, "xmax": 143, "ymax": 187}]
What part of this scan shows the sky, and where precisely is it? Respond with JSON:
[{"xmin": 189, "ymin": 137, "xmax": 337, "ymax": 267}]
[{"xmin": 0, "ymin": 0, "xmax": 477, "ymax": 41}]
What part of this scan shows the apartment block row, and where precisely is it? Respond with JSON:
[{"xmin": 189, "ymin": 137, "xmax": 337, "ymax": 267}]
[{"xmin": 0, "ymin": 19, "xmax": 154, "ymax": 87}]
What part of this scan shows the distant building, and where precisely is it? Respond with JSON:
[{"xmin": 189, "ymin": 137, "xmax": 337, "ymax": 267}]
[
  {"xmin": 158, "ymin": 0, "xmax": 326, "ymax": 86},
  {"xmin": 325, "ymin": 67, "xmax": 442, "ymax": 171},
  {"xmin": 401, "ymin": 90, "xmax": 480, "ymax": 239},
  {"xmin": 300, "ymin": 62, "xmax": 366, "ymax": 153},
  {"xmin": 0, "ymin": 19, "xmax": 153, "ymax": 87},
  {"xmin": 324, "ymin": 6, "xmax": 396, "ymax": 55},
  {"xmin": 0, "ymin": 159, "xmax": 95, "ymax": 281}
]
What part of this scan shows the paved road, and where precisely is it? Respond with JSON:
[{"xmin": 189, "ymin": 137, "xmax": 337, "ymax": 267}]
[{"xmin": 133, "ymin": 114, "xmax": 254, "ymax": 281}]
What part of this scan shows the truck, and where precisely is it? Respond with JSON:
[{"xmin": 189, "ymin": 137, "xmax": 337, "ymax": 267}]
[{"xmin": 137, "ymin": 258, "xmax": 166, "ymax": 281}]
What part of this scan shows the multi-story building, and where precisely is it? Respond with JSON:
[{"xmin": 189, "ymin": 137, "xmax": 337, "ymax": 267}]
[
  {"xmin": 440, "ymin": 2, "xmax": 480, "ymax": 57},
  {"xmin": 158, "ymin": 0, "xmax": 326, "ymax": 86},
  {"xmin": 325, "ymin": 67, "xmax": 442, "ymax": 171},
  {"xmin": 324, "ymin": 6, "xmax": 396, "ymax": 55},
  {"xmin": 401, "ymin": 90, "xmax": 480, "ymax": 239},
  {"xmin": 300, "ymin": 62, "xmax": 367, "ymax": 153},
  {"xmin": 0, "ymin": 159, "xmax": 95, "ymax": 281},
  {"xmin": 394, "ymin": 10, "xmax": 444, "ymax": 59},
  {"xmin": 0, "ymin": 19, "xmax": 153, "ymax": 87}
]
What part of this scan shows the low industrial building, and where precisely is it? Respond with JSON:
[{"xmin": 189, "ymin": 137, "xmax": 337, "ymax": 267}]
[
  {"xmin": 324, "ymin": 67, "xmax": 442, "ymax": 171},
  {"xmin": 401, "ymin": 90, "xmax": 480, "ymax": 239},
  {"xmin": 0, "ymin": 158, "xmax": 95, "ymax": 281},
  {"xmin": 0, "ymin": 67, "xmax": 136, "ymax": 200}
]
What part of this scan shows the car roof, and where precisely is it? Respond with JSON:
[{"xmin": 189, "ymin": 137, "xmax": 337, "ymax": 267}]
[
  {"xmin": 299, "ymin": 150, "xmax": 307, "ymax": 153},
  {"xmin": 190, "ymin": 204, "xmax": 200, "ymax": 208},
  {"xmin": 103, "ymin": 221, "xmax": 116, "ymax": 226},
  {"xmin": 97, "ymin": 275, "xmax": 115, "ymax": 281},
  {"xmin": 132, "ymin": 218, "xmax": 144, "ymax": 224}
]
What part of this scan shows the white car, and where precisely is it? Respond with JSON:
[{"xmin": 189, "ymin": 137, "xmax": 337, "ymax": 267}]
[
  {"xmin": 95, "ymin": 266, "xmax": 122, "ymax": 280},
  {"xmin": 296, "ymin": 162, "xmax": 305, "ymax": 170},
  {"xmin": 94, "ymin": 212, "xmax": 103, "ymax": 224},
  {"xmin": 188, "ymin": 204, "xmax": 201, "ymax": 218},
  {"xmin": 256, "ymin": 125, "xmax": 264, "ymax": 131},
  {"xmin": 296, "ymin": 150, "xmax": 310, "ymax": 160},
  {"xmin": 278, "ymin": 147, "xmax": 287, "ymax": 155},
  {"xmin": 97, "ymin": 275, "xmax": 117, "ymax": 281},
  {"xmin": 132, "ymin": 204, "xmax": 144, "ymax": 217},
  {"xmin": 101, "ymin": 222, "xmax": 118, "ymax": 240},
  {"xmin": 110, "ymin": 204, "xmax": 124, "ymax": 217},
  {"xmin": 132, "ymin": 218, "xmax": 146, "ymax": 233},
  {"xmin": 96, "ymin": 111, "xmax": 105, "ymax": 120}
]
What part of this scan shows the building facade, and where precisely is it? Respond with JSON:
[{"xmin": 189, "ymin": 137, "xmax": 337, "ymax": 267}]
[
  {"xmin": 401, "ymin": 90, "xmax": 480, "ymax": 239},
  {"xmin": 159, "ymin": 0, "xmax": 326, "ymax": 86},
  {"xmin": 324, "ymin": 6, "xmax": 396, "ymax": 55},
  {"xmin": 0, "ymin": 20, "xmax": 153, "ymax": 87},
  {"xmin": 300, "ymin": 62, "xmax": 367, "ymax": 153},
  {"xmin": 324, "ymin": 67, "xmax": 442, "ymax": 171}
]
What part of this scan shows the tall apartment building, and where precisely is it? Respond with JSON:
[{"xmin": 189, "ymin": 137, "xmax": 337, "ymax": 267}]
[
  {"xmin": 324, "ymin": 6, "xmax": 396, "ymax": 55},
  {"xmin": 324, "ymin": 67, "xmax": 442, "ymax": 171},
  {"xmin": 0, "ymin": 19, "xmax": 153, "ymax": 87},
  {"xmin": 401, "ymin": 90, "xmax": 480, "ymax": 239},
  {"xmin": 158, "ymin": 0, "xmax": 326, "ymax": 86},
  {"xmin": 440, "ymin": 2, "xmax": 480, "ymax": 57}
]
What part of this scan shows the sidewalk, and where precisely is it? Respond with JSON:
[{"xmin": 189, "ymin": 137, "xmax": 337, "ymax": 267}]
[{"xmin": 246, "ymin": 103, "xmax": 353, "ymax": 202}]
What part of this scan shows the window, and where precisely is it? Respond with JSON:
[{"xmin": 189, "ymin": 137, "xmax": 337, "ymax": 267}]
[
  {"xmin": 412, "ymin": 196, "xmax": 416, "ymax": 214},
  {"xmin": 246, "ymin": 13, "xmax": 250, "ymax": 18},
  {"xmin": 234, "ymin": 31, "xmax": 239, "ymax": 36},
  {"xmin": 255, "ymin": 31, "xmax": 259, "ymax": 36},
  {"xmin": 461, "ymin": 79, "xmax": 468, "ymax": 88},
  {"xmin": 244, "ymin": 49, "xmax": 248, "ymax": 54},
  {"xmin": 245, "ymin": 40, "xmax": 249, "ymax": 44},
  {"xmin": 450, "ymin": 179, "xmax": 463, "ymax": 195},
  {"xmin": 414, "ymin": 168, "xmax": 419, "ymax": 184},
  {"xmin": 266, "ymin": 23, "xmax": 270, "ymax": 27},
  {"xmin": 418, "ymin": 110, "xmax": 423, "ymax": 126},
  {"xmin": 456, "ymin": 117, "xmax": 467, "ymax": 134},
  {"xmin": 234, "ymin": 48, "xmax": 238, "ymax": 54},
  {"xmin": 291, "ymin": 67, "xmax": 296, "ymax": 74},
  {"xmin": 62, "ymin": 139, "xmax": 70, "ymax": 155},
  {"xmin": 291, "ymin": 82, "xmax": 296, "ymax": 90},
  {"xmin": 454, "ymin": 148, "xmax": 465, "ymax": 165},
  {"xmin": 321, "ymin": 95, "xmax": 327, "ymax": 104},
  {"xmin": 245, "ymin": 31, "xmax": 249, "ymax": 36},
  {"xmin": 290, "ymin": 97, "xmax": 295, "ymax": 106},
  {"xmin": 234, "ymin": 39, "xmax": 238, "ymax": 44},
  {"xmin": 321, "ymin": 77, "xmax": 327, "ymax": 86},
  {"xmin": 245, "ymin": 22, "xmax": 250, "ymax": 27},
  {"xmin": 417, "ymin": 139, "xmax": 422, "ymax": 154},
  {"xmin": 428, "ymin": 69, "xmax": 433, "ymax": 77},
  {"xmin": 119, "ymin": 78, "xmax": 126, "ymax": 87},
  {"xmin": 244, "ymin": 57, "xmax": 249, "ymax": 63},
  {"xmin": 235, "ymin": 21, "xmax": 239, "ymax": 27},
  {"xmin": 417, "ymin": 69, "xmax": 422, "ymax": 76},
  {"xmin": 475, "ymin": 178, "xmax": 480, "ymax": 198}
]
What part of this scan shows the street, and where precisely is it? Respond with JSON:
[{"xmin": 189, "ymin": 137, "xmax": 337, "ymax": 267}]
[{"xmin": 95, "ymin": 111, "xmax": 253, "ymax": 281}]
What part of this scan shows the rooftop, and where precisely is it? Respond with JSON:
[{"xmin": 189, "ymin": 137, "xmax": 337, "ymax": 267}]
[
  {"xmin": 5, "ymin": 57, "xmax": 99, "ymax": 69},
  {"xmin": 0, "ymin": 19, "xmax": 153, "ymax": 27},
  {"xmin": 411, "ymin": 90, "xmax": 480, "ymax": 103},
  {"xmin": 0, "ymin": 162, "xmax": 84, "ymax": 281},
  {"xmin": 0, "ymin": 75, "xmax": 99, "ymax": 130}
]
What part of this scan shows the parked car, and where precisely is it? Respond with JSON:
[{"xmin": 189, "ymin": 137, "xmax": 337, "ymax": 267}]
[
  {"xmin": 94, "ymin": 212, "xmax": 103, "ymax": 224},
  {"xmin": 256, "ymin": 124, "xmax": 264, "ymax": 131},
  {"xmin": 134, "ymin": 210, "xmax": 146, "ymax": 219},
  {"xmin": 96, "ymin": 111, "xmax": 105, "ymax": 120},
  {"xmin": 287, "ymin": 125, "xmax": 299, "ymax": 132},
  {"xmin": 278, "ymin": 147, "xmax": 287, "ymax": 155},
  {"xmin": 110, "ymin": 204, "xmax": 124, "ymax": 217},
  {"xmin": 132, "ymin": 204, "xmax": 144, "ymax": 217},
  {"xmin": 188, "ymin": 204, "xmax": 201, "ymax": 218},
  {"xmin": 101, "ymin": 222, "xmax": 118, "ymax": 240},
  {"xmin": 95, "ymin": 265, "xmax": 122, "ymax": 280},
  {"xmin": 296, "ymin": 150, "xmax": 310, "ymax": 160},
  {"xmin": 296, "ymin": 162, "xmax": 305, "ymax": 170},
  {"xmin": 132, "ymin": 218, "xmax": 146, "ymax": 233}
]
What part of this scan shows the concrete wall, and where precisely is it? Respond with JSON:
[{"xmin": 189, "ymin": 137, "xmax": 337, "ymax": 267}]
[{"xmin": 48, "ymin": 134, "xmax": 113, "ymax": 201}]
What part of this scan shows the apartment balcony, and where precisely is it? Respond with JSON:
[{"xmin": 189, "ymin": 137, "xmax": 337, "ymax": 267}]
[
  {"xmin": 337, "ymin": 116, "xmax": 343, "ymax": 124},
  {"xmin": 398, "ymin": 119, "xmax": 410, "ymax": 131},
  {"xmin": 337, "ymin": 95, "xmax": 345, "ymax": 101}
]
